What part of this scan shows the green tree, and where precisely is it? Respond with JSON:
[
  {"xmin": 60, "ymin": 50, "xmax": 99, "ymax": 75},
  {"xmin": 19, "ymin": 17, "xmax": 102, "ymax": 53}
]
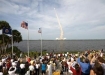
[
  {"xmin": 0, "ymin": 34, "xmax": 11, "ymax": 53},
  {"xmin": 0, "ymin": 21, "xmax": 11, "ymax": 29},
  {"xmin": 12, "ymin": 30, "xmax": 22, "ymax": 43},
  {"xmin": 0, "ymin": 20, "xmax": 22, "ymax": 53},
  {"xmin": 0, "ymin": 21, "xmax": 11, "ymax": 53}
]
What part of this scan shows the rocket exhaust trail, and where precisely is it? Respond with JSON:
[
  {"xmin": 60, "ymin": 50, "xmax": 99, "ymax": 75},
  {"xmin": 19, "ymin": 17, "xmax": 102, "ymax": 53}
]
[{"xmin": 54, "ymin": 8, "xmax": 64, "ymax": 40}]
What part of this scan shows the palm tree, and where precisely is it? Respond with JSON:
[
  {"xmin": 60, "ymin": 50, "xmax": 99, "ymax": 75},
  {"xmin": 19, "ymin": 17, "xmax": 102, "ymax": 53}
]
[
  {"xmin": 12, "ymin": 30, "xmax": 22, "ymax": 43},
  {"xmin": 0, "ymin": 21, "xmax": 11, "ymax": 29},
  {"xmin": 0, "ymin": 34, "xmax": 3, "ymax": 53},
  {"xmin": 0, "ymin": 21, "xmax": 11, "ymax": 53},
  {"xmin": 0, "ymin": 20, "xmax": 23, "ymax": 54},
  {"xmin": 3, "ymin": 34, "xmax": 11, "ymax": 53},
  {"xmin": 0, "ymin": 34, "xmax": 11, "ymax": 53}
]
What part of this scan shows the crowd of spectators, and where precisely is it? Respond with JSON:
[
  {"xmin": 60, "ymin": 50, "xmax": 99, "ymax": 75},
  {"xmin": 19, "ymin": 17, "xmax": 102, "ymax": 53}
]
[{"xmin": 0, "ymin": 49, "xmax": 104, "ymax": 75}]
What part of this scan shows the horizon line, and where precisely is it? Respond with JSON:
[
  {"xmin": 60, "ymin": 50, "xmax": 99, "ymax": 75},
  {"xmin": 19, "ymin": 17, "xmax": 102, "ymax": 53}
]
[{"xmin": 22, "ymin": 39, "xmax": 105, "ymax": 41}]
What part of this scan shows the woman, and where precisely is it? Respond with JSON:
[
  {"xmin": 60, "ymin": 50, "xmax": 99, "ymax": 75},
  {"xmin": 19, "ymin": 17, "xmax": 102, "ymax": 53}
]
[
  {"xmin": 97, "ymin": 57, "xmax": 105, "ymax": 75},
  {"xmin": 90, "ymin": 61, "xmax": 104, "ymax": 75},
  {"xmin": 70, "ymin": 63, "xmax": 81, "ymax": 75}
]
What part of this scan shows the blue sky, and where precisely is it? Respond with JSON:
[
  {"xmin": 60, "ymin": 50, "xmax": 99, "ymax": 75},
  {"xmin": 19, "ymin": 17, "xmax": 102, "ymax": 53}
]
[{"xmin": 0, "ymin": 0, "xmax": 105, "ymax": 40}]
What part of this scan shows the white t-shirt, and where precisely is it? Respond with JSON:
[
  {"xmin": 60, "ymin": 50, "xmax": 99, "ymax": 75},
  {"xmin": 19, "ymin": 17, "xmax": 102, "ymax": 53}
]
[
  {"xmin": 100, "ymin": 53, "xmax": 104, "ymax": 57},
  {"xmin": 0, "ymin": 72, "xmax": 3, "ymax": 75},
  {"xmin": 36, "ymin": 64, "xmax": 40, "ymax": 69},
  {"xmin": 20, "ymin": 63, "xmax": 25, "ymax": 69},
  {"xmin": 2, "ymin": 58, "xmax": 6, "ymax": 63},
  {"xmin": 29, "ymin": 65, "xmax": 34, "ymax": 71}
]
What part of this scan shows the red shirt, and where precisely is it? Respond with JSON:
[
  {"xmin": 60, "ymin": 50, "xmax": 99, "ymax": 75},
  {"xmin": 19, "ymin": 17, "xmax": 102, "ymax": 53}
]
[
  {"xmin": 6, "ymin": 62, "xmax": 11, "ymax": 69},
  {"xmin": 70, "ymin": 67, "xmax": 81, "ymax": 75},
  {"xmin": 27, "ymin": 58, "xmax": 31, "ymax": 63}
]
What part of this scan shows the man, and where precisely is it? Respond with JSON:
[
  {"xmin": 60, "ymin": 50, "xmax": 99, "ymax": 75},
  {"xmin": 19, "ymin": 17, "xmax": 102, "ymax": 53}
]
[
  {"xmin": 77, "ymin": 55, "xmax": 91, "ymax": 75},
  {"xmin": 41, "ymin": 61, "xmax": 47, "ymax": 75}
]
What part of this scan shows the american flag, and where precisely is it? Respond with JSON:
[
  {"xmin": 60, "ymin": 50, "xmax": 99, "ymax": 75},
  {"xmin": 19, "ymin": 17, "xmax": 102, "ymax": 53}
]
[
  {"xmin": 38, "ymin": 28, "xmax": 42, "ymax": 33},
  {"xmin": 21, "ymin": 21, "xmax": 28, "ymax": 29}
]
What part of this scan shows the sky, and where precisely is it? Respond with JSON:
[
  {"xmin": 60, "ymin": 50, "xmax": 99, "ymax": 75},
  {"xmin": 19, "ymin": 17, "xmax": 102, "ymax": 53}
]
[{"xmin": 0, "ymin": 0, "xmax": 105, "ymax": 40}]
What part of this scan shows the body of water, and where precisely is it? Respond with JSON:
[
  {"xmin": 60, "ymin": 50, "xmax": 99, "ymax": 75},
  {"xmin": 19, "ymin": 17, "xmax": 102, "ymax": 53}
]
[{"xmin": 14, "ymin": 40, "xmax": 105, "ymax": 52}]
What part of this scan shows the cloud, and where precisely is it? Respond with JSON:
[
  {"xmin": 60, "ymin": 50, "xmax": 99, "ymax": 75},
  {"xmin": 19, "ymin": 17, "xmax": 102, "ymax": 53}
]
[{"xmin": 0, "ymin": 0, "xmax": 105, "ymax": 40}]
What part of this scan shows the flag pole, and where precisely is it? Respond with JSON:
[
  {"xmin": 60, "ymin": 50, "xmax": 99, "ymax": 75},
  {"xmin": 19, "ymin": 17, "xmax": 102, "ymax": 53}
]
[
  {"xmin": 21, "ymin": 21, "xmax": 29, "ymax": 57},
  {"xmin": 11, "ymin": 28, "xmax": 13, "ymax": 58},
  {"xmin": 41, "ymin": 31, "xmax": 42, "ymax": 57},
  {"xmin": 2, "ymin": 33, "xmax": 4, "ymax": 54},
  {"xmin": 2, "ymin": 28, "xmax": 5, "ymax": 53},
  {"xmin": 27, "ymin": 25, "xmax": 29, "ymax": 57}
]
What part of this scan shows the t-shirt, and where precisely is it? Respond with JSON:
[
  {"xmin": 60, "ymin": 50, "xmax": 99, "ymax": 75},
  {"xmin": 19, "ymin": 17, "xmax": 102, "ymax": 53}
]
[
  {"xmin": 41, "ymin": 64, "xmax": 46, "ymax": 71},
  {"xmin": 20, "ymin": 63, "xmax": 25, "ymax": 69},
  {"xmin": 29, "ymin": 65, "xmax": 34, "ymax": 71},
  {"xmin": 36, "ymin": 64, "xmax": 40, "ymax": 69},
  {"xmin": 0, "ymin": 72, "xmax": 3, "ymax": 75}
]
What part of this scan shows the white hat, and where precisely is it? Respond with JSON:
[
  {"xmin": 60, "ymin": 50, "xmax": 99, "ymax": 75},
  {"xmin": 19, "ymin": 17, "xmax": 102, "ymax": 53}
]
[
  {"xmin": 75, "ymin": 54, "xmax": 78, "ymax": 57},
  {"xmin": 8, "ymin": 67, "xmax": 16, "ymax": 75},
  {"xmin": 2, "ymin": 58, "xmax": 6, "ymax": 63},
  {"xmin": 12, "ymin": 62, "xmax": 16, "ymax": 66},
  {"xmin": 11, "ymin": 59, "xmax": 14, "ymax": 62}
]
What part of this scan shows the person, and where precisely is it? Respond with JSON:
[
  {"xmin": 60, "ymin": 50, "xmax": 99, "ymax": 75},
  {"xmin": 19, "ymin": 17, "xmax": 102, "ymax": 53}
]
[
  {"xmin": 70, "ymin": 63, "xmax": 81, "ymax": 75},
  {"xmin": 90, "ymin": 61, "xmax": 104, "ymax": 75},
  {"xmin": 67, "ymin": 59, "xmax": 73, "ymax": 74},
  {"xmin": 100, "ymin": 49, "xmax": 104, "ymax": 57},
  {"xmin": 77, "ymin": 55, "xmax": 91, "ymax": 75},
  {"xmin": 8, "ymin": 67, "xmax": 16, "ymax": 75},
  {"xmin": 41, "ymin": 61, "xmax": 47, "ymax": 75},
  {"xmin": 46, "ymin": 62, "xmax": 52, "ymax": 75},
  {"xmin": 6, "ymin": 60, "xmax": 11, "ymax": 71},
  {"xmin": 0, "ymin": 69, "xmax": 3, "ymax": 75},
  {"xmin": 35, "ymin": 61, "xmax": 40, "ymax": 75},
  {"xmin": 29, "ymin": 60, "xmax": 35, "ymax": 75},
  {"xmin": 97, "ymin": 57, "xmax": 105, "ymax": 75},
  {"xmin": 20, "ymin": 61, "xmax": 25, "ymax": 75},
  {"xmin": 8, "ymin": 61, "xmax": 17, "ymax": 75},
  {"xmin": 62, "ymin": 61, "xmax": 68, "ymax": 72},
  {"xmin": 53, "ymin": 61, "xmax": 56, "ymax": 71}
]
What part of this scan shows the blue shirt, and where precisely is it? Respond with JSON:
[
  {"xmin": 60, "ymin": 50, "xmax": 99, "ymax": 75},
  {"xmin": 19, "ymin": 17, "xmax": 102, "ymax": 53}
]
[
  {"xmin": 41, "ymin": 64, "xmax": 46, "ymax": 71},
  {"xmin": 77, "ymin": 58, "xmax": 91, "ymax": 74}
]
